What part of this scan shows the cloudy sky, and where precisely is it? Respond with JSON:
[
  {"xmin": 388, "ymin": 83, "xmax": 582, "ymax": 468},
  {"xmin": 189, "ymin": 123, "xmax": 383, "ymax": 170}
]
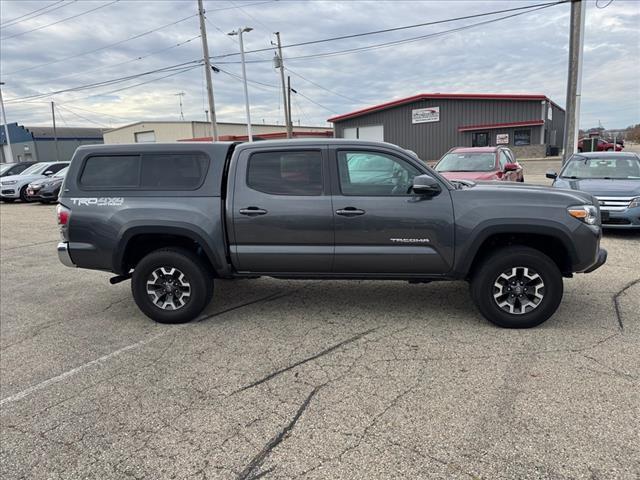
[{"xmin": 0, "ymin": 0, "xmax": 638, "ymax": 130}]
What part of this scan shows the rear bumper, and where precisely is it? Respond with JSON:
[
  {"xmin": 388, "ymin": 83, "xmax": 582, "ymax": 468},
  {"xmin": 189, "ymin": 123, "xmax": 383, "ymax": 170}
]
[
  {"xmin": 584, "ymin": 248, "xmax": 607, "ymax": 274},
  {"xmin": 57, "ymin": 242, "xmax": 76, "ymax": 268}
]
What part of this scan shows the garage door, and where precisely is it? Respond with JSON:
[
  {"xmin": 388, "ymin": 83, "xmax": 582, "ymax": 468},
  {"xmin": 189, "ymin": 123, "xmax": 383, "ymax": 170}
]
[{"xmin": 357, "ymin": 125, "xmax": 384, "ymax": 141}]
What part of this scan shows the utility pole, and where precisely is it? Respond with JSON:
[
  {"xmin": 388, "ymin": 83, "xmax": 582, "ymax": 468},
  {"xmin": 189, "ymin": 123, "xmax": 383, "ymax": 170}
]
[
  {"xmin": 0, "ymin": 82, "xmax": 15, "ymax": 163},
  {"xmin": 229, "ymin": 27, "xmax": 253, "ymax": 142},
  {"xmin": 562, "ymin": 0, "xmax": 586, "ymax": 164},
  {"xmin": 273, "ymin": 32, "xmax": 292, "ymax": 138},
  {"xmin": 287, "ymin": 76, "xmax": 292, "ymax": 137},
  {"xmin": 51, "ymin": 101, "xmax": 60, "ymax": 162},
  {"xmin": 175, "ymin": 92, "xmax": 185, "ymax": 120},
  {"xmin": 197, "ymin": 0, "xmax": 218, "ymax": 141}
]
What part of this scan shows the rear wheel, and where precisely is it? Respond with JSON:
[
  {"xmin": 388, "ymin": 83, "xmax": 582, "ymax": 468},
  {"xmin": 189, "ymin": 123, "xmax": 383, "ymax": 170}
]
[
  {"xmin": 131, "ymin": 248, "xmax": 214, "ymax": 324},
  {"xmin": 470, "ymin": 246, "xmax": 563, "ymax": 328}
]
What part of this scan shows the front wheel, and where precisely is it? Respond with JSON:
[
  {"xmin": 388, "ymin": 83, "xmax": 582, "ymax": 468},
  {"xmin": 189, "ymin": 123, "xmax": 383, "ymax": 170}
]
[
  {"xmin": 470, "ymin": 246, "xmax": 563, "ymax": 328},
  {"xmin": 19, "ymin": 186, "xmax": 32, "ymax": 203},
  {"xmin": 131, "ymin": 248, "xmax": 214, "ymax": 324}
]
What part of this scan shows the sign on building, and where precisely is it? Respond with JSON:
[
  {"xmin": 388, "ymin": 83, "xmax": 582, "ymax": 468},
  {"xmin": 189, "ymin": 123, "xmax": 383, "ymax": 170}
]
[
  {"xmin": 496, "ymin": 133, "xmax": 509, "ymax": 144},
  {"xmin": 412, "ymin": 107, "xmax": 440, "ymax": 124}
]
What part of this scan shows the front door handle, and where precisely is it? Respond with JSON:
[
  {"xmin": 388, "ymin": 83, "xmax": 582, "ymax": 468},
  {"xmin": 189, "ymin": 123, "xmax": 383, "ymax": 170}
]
[
  {"xmin": 336, "ymin": 207, "xmax": 365, "ymax": 217},
  {"xmin": 239, "ymin": 206, "xmax": 268, "ymax": 216}
]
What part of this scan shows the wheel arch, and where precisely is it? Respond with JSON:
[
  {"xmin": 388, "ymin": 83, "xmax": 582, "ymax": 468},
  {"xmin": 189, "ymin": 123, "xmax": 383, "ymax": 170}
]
[
  {"xmin": 456, "ymin": 223, "xmax": 577, "ymax": 279},
  {"xmin": 113, "ymin": 223, "xmax": 226, "ymax": 276}
]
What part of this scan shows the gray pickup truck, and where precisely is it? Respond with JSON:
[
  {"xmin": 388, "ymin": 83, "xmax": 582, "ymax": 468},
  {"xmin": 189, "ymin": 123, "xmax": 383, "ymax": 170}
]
[{"xmin": 57, "ymin": 140, "xmax": 607, "ymax": 328}]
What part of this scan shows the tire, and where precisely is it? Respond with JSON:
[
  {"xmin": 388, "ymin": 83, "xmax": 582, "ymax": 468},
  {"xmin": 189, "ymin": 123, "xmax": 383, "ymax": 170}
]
[
  {"xmin": 19, "ymin": 186, "xmax": 32, "ymax": 203},
  {"xmin": 470, "ymin": 246, "xmax": 563, "ymax": 328},
  {"xmin": 131, "ymin": 248, "xmax": 214, "ymax": 324}
]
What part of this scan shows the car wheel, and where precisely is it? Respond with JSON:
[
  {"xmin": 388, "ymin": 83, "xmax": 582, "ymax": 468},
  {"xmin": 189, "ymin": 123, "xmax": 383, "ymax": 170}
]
[
  {"xmin": 131, "ymin": 248, "xmax": 214, "ymax": 324},
  {"xmin": 470, "ymin": 246, "xmax": 563, "ymax": 328},
  {"xmin": 19, "ymin": 186, "xmax": 32, "ymax": 203}
]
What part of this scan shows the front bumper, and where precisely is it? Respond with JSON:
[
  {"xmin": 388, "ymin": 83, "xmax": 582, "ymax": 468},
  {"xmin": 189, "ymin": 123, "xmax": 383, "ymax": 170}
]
[
  {"xmin": 601, "ymin": 207, "xmax": 640, "ymax": 229},
  {"xmin": 57, "ymin": 242, "xmax": 76, "ymax": 268},
  {"xmin": 1, "ymin": 188, "xmax": 19, "ymax": 199},
  {"xmin": 584, "ymin": 248, "xmax": 607, "ymax": 273}
]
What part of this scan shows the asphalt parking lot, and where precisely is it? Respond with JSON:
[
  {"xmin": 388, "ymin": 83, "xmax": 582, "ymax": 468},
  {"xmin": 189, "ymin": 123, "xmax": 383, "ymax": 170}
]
[{"xmin": 1, "ymin": 162, "xmax": 639, "ymax": 480}]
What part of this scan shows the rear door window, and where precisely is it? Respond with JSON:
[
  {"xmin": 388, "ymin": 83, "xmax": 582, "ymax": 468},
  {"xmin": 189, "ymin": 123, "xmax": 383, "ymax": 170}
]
[
  {"xmin": 247, "ymin": 150, "xmax": 323, "ymax": 195},
  {"xmin": 80, "ymin": 156, "xmax": 140, "ymax": 187}
]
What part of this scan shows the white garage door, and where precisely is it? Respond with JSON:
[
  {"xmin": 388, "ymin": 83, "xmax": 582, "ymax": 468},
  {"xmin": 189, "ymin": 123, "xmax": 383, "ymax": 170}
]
[
  {"xmin": 134, "ymin": 130, "xmax": 156, "ymax": 143},
  {"xmin": 343, "ymin": 127, "xmax": 358, "ymax": 139},
  {"xmin": 357, "ymin": 125, "xmax": 384, "ymax": 141}
]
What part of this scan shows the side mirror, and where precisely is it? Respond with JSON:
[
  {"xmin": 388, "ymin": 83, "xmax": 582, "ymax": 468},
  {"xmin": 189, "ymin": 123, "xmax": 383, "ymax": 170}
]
[
  {"xmin": 412, "ymin": 175, "xmax": 441, "ymax": 196},
  {"xmin": 504, "ymin": 163, "xmax": 519, "ymax": 172},
  {"xmin": 545, "ymin": 170, "xmax": 558, "ymax": 179},
  {"xmin": 43, "ymin": 170, "xmax": 54, "ymax": 176}
]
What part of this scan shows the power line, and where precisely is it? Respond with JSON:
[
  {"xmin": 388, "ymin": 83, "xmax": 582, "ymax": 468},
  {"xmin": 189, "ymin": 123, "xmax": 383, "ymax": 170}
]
[
  {"xmin": 1, "ymin": 0, "xmax": 121, "ymax": 41},
  {"xmin": 294, "ymin": 90, "xmax": 338, "ymax": 114},
  {"xmin": 5, "ymin": 61, "xmax": 202, "ymax": 103},
  {"xmin": 61, "ymin": 65, "xmax": 202, "ymax": 103},
  {"xmin": 210, "ymin": 0, "xmax": 566, "ymax": 60},
  {"xmin": 285, "ymin": 67, "xmax": 362, "ymax": 104},
  {"xmin": 213, "ymin": 2, "xmax": 562, "ymax": 65},
  {"xmin": 57, "ymin": 104, "xmax": 109, "ymax": 128},
  {"xmin": 3, "ymin": 14, "xmax": 199, "ymax": 76},
  {"xmin": 0, "ymin": 0, "xmax": 73, "ymax": 28},
  {"xmin": 46, "ymin": 35, "xmax": 201, "ymax": 83}
]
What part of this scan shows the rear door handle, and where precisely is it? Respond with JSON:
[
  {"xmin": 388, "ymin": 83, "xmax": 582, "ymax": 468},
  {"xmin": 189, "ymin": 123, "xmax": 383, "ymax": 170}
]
[
  {"xmin": 239, "ymin": 207, "xmax": 268, "ymax": 216},
  {"xmin": 336, "ymin": 207, "xmax": 365, "ymax": 217}
]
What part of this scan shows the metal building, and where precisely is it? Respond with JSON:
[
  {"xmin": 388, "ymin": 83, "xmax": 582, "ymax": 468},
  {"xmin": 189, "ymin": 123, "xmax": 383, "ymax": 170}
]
[
  {"xmin": 329, "ymin": 93, "xmax": 566, "ymax": 160},
  {"xmin": 1, "ymin": 123, "xmax": 104, "ymax": 163}
]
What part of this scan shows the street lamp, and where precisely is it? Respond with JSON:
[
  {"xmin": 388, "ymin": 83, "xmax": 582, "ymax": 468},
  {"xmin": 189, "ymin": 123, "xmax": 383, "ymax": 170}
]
[{"xmin": 228, "ymin": 27, "xmax": 253, "ymax": 142}]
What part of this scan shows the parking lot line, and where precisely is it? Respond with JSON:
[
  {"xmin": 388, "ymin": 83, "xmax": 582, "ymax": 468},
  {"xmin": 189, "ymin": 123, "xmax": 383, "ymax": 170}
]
[{"xmin": 0, "ymin": 328, "xmax": 178, "ymax": 407}]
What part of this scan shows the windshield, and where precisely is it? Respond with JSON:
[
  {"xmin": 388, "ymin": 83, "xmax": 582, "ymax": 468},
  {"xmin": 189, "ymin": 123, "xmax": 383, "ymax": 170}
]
[
  {"xmin": 561, "ymin": 156, "xmax": 640, "ymax": 179},
  {"xmin": 0, "ymin": 164, "xmax": 12, "ymax": 174},
  {"xmin": 54, "ymin": 166, "xmax": 69, "ymax": 178},
  {"xmin": 435, "ymin": 152, "xmax": 496, "ymax": 172},
  {"xmin": 17, "ymin": 163, "xmax": 48, "ymax": 176}
]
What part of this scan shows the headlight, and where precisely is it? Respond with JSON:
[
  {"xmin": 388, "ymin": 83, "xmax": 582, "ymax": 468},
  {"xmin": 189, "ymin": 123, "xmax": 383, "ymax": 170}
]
[
  {"xmin": 1, "ymin": 180, "xmax": 18, "ymax": 185},
  {"xmin": 567, "ymin": 205, "xmax": 598, "ymax": 225},
  {"xmin": 629, "ymin": 197, "xmax": 640, "ymax": 209}
]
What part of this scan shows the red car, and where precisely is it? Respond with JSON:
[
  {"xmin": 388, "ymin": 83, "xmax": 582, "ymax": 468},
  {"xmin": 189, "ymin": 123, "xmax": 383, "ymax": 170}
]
[
  {"xmin": 434, "ymin": 147, "xmax": 524, "ymax": 182},
  {"xmin": 578, "ymin": 138, "xmax": 623, "ymax": 152}
]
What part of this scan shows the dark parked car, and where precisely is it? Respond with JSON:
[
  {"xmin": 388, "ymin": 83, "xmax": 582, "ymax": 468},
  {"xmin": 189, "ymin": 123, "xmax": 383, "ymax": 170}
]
[
  {"xmin": 434, "ymin": 147, "xmax": 524, "ymax": 182},
  {"xmin": 57, "ymin": 140, "xmax": 606, "ymax": 328},
  {"xmin": 0, "ymin": 161, "xmax": 38, "ymax": 178},
  {"xmin": 547, "ymin": 152, "xmax": 640, "ymax": 229},
  {"xmin": 26, "ymin": 166, "xmax": 68, "ymax": 203}
]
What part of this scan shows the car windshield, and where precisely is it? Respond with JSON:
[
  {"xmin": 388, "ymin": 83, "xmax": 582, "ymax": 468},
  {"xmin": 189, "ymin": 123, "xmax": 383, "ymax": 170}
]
[
  {"xmin": 54, "ymin": 167, "xmax": 69, "ymax": 178},
  {"xmin": 561, "ymin": 156, "xmax": 640, "ymax": 179},
  {"xmin": 17, "ymin": 163, "xmax": 47, "ymax": 176},
  {"xmin": 0, "ymin": 164, "xmax": 13, "ymax": 174},
  {"xmin": 435, "ymin": 152, "xmax": 496, "ymax": 172}
]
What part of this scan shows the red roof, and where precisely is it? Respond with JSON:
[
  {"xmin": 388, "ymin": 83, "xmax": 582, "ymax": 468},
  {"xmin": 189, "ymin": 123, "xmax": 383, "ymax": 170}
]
[
  {"xmin": 458, "ymin": 120, "xmax": 544, "ymax": 132},
  {"xmin": 328, "ymin": 93, "xmax": 562, "ymax": 123}
]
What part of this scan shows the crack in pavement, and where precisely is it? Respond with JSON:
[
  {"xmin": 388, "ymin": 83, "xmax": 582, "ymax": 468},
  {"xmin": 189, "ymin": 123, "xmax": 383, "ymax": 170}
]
[
  {"xmin": 230, "ymin": 328, "xmax": 378, "ymax": 395},
  {"xmin": 612, "ymin": 277, "xmax": 640, "ymax": 331},
  {"xmin": 236, "ymin": 386, "xmax": 321, "ymax": 480},
  {"xmin": 196, "ymin": 291, "xmax": 291, "ymax": 322}
]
